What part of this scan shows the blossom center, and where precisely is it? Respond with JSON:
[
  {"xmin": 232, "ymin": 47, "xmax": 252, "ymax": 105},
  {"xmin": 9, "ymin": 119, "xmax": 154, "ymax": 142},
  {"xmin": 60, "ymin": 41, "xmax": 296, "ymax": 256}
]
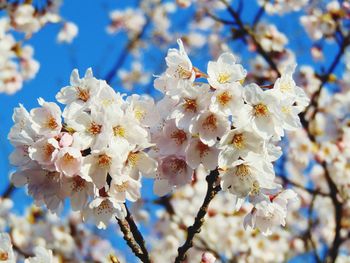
[
  {"xmin": 115, "ymin": 181, "xmax": 129, "ymax": 192},
  {"xmin": 170, "ymin": 129, "xmax": 187, "ymax": 145},
  {"xmin": 217, "ymin": 91, "xmax": 232, "ymax": 106},
  {"xmin": 63, "ymin": 153, "xmax": 75, "ymax": 163},
  {"xmin": 72, "ymin": 176, "xmax": 86, "ymax": 192},
  {"xmin": 128, "ymin": 152, "xmax": 139, "ymax": 166},
  {"xmin": 235, "ymin": 164, "xmax": 250, "ymax": 177},
  {"xmin": 253, "ymin": 103, "xmax": 269, "ymax": 117},
  {"xmin": 46, "ymin": 116, "xmax": 58, "ymax": 129},
  {"xmin": 44, "ymin": 143, "xmax": 55, "ymax": 157},
  {"xmin": 169, "ymin": 159, "xmax": 187, "ymax": 173},
  {"xmin": 88, "ymin": 122, "xmax": 102, "ymax": 135},
  {"xmin": 98, "ymin": 154, "xmax": 112, "ymax": 167},
  {"xmin": 279, "ymin": 81, "xmax": 292, "ymax": 93},
  {"xmin": 97, "ymin": 200, "xmax": 113, "ymax": 214},
  {"xmin": 0, "ymin": 252, "xmax": 8, "ymax": 261},
  {"xmin": 134, "ymin": 108, "xmax": 145, "ymax": 121},
  {"xmin": 202, "ymin": 114, "xmax": 217, "ymax": 131},
  {"xmin": 217, "ymin": 72, "xmax": 231, "ymax": 84},
  {"xmin": 196, "ymin": 141, "xmax": 209, "ymax": 158},
  {"xmin": 113, "ymin": 125, "xmax": 125, "ymax": 137},
  {"xmin": 231, "ymin": 133, "xmax": 245, "ymax": 149},
  {"xmin": 76, "ymin": 87, "xmax": 90, "ymax": 102},
  {"xmin": 183, "ymin": 98, "xmax": 197, "ymax": 112},
  {"xmin": 176, "ymin": 65, "xmax": 192, "ymax": 79}
]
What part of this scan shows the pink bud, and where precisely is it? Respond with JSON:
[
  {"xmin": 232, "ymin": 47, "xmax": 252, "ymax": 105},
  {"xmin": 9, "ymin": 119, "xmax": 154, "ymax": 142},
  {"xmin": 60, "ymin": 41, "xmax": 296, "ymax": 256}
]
[{"xmin": 201, "ymin": 252, "xmax": 216, "ymax": 263}]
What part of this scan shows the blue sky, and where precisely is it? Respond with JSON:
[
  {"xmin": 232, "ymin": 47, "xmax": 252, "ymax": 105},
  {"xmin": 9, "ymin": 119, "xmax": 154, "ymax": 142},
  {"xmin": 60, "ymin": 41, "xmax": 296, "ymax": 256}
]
[{"xmin": 0, "ymin": 0, "xmax": 344, "ymax": 262}]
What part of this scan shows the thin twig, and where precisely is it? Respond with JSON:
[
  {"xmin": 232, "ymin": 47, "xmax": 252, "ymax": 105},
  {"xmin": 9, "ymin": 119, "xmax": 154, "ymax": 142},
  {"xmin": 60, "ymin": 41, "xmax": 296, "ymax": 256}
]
[
  {"xmin": 252, "ymin": 0, "xmax": 269, "ymax": 29},
  {"xmin": 174, "ymin": 169, "xmax": 221, "ymax": 263},
  {"xmin": 305, "ymin": 193, "xmax": 322, "ymax": 263},
  {"xmin": 300, "ymin": 33, "xmax": 350, "ymax": 136},
  {"xmin": 205, "ymin": 10, "xmax": 236, "ymax": 25},
  {"xmin": 219, "ymin": 0, "xmax": 281, "ymax": 76},
  {"xmin": 278, "ymin": 174, "xmax": 330, "ymax": 197},
  {"xmin": 104, "ymin": 14, "xmax": 151, "ymax": 84}
]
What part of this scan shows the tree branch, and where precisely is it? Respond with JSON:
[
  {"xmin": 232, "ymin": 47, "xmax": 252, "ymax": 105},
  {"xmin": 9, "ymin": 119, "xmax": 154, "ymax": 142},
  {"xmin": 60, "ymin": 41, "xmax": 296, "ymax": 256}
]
[
  {"xmin": 124, "ymin": 204, "xmax": 150, "ymax": 262},
  {"xmin": 300, "ymin": 33, "xmax": 350, "ymax": 136},
  {"xmin": 219, "ymin": 0, "xmax": 281, "ymax": 76},
  {"xmin": 322, "ymin": 162, "xmax": 343, "ymax": 263},
  {"xmin": 116, "ymin": 217, "xmax": 149, "ymax": 263},
  {"xmin": 174, "ymin": 169, "xmax": 221, "ymax": 263},
  {"xmin": 1, "ymin": 183, "xmax": 15, "ymax": 198},
  {"xmin": 278, "ymin": 174, "xmax": 330, "ymax": 197}
]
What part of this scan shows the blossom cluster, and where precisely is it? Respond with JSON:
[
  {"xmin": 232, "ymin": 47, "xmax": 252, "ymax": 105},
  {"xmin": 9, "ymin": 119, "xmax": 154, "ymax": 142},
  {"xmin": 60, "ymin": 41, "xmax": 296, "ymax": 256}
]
[
  {"xmin": 0, "ymin": 1, "xmax": 77, "ymax": 94},
  {"xmin": 0, "ymin": 198, "xmax": 125, "ymax": 262},
  {"xmin": 8, "ymin": 39, "xmax": 308, "ymax": 235},
  {"xmin": 9, "ymin": 67, "xmax": 160, "ymax": 229},
  {"xmin": 150, "ymin": 39, "xmax": 308, "ymax": 234}
]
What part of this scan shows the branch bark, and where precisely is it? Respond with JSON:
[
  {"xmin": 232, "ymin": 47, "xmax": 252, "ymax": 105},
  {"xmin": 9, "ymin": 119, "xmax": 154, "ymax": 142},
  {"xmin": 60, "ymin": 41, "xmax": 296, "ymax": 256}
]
[
  {"xmin": 1, "ymin": 183, "xmax": 15, "ymax": 199},
  {"xmin": 174, "ymin": 169, "xmax": 221, "ymax": 263}
]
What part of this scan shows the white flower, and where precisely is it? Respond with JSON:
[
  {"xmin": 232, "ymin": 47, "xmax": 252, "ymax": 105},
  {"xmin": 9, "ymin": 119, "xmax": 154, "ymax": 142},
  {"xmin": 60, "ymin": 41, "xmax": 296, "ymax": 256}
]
[
  {"xmin": 56, "ymin": 68, "xmax": 100, "ymax": 118},
  {"xmin": 154, "ymin": 155, "xmax": 193, "ymax": 196},
  {"xmin": 0, "ymin": 233, "xmax": 15, "ymax": 263},
  {"xmin": 67, "ymin": 109, "xmax": 109, "ymax": 151},
  {"xmin": 272, "ymin": 64, "xmax": 309, "ymax": 110},
  {"xmin": 107, "ymin": 111, "xmax": 149, "ymax": 149},
  {"xmin": 209, "ymin": 83, "xmax": 245, "ymax": 116},
  {"xmin": 8, "ymin": 104, "xmax": 36, "ymax": 146},
  {"xmin": 24, "ymin": 246, "xmax": 56, "ymax": 263},
  {"xmin": 13, "ymin": 4, "xmax": 41, "ymax": 36},
  {"xmin": 220, "ymin": 152, "xmax": 276, "ymax": 200},
  {"xmin": 126, "ymin": 94, "xmax": 160, "ymax": 127},
  {"xmin": 207, "ymin": 52, "xmax": 246, "ymax": 89},
  {"xmin": 61, "ymin": 175, "xmax": 94, "ymax": 211},
  {"xmin": 124, "ymin": 150, "xmax": 158, "ymax": 179},
  {"xmin": 30, "ymin": 98, "xmax": 62, "ymax": 137},
  {"xmin": 190, "ymin": 110, "xmax": 230, "ymax": 147},
  {"xmin": 244, "ymin": 189, "xmax": 298, "ymax": 235},
  {"xmin": 240, "ymin": 84, "xmax": 284, "ymax": 139},
  {"xmin": 12, "ymin": 169, "xmax": 64, "ymax": 212},
  {"xmin": 218, "ymin": 127, "xmax": 264, "ymax": 167},
  {"xmin": 83, "ymin": 197, "xmax": 126, "ymax": 229},
  {"xmin": 165, "ymin": 39, "xmax": 195, "ymax": 82},
  {"xmin": 28, "ymin": 137, "xmax": 60, "ymax": 170},
  {"xmin": 154, "ymin": 119, "xmax": 189, "ymax": 155},
  {"xmin": 107, "ymin": 8, "xmax": 146, "ymax": 35},
  {"xmin": 171, "ymin": 83, "xmax": 210, "ymax": 131},
  {"xmin": 57, "ymin": 22, "xmax": 78, "ymax": 43},
  {"xmin": 80, "ymin": 143, "xmax": 130, "ymax": 189},
  {"xmin": 108, "ymin": 176, "xmax": 141, "ymax": 202},
  {"xmin": 185, "ymin": 137, "xmax": 219, "ymax": 170},
  {"xmin": 55, "ymin": 147, "xmax": 82, "ymax": 177}
]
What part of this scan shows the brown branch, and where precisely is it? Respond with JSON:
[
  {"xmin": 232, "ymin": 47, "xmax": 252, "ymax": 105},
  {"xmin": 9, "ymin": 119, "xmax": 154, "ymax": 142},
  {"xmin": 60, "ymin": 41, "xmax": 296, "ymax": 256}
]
[
  {"xmin": 124, "ymin": 204, "xmax": 150, "ymax": 262},
  {"xmin": 252, "ymin": 0, "xmax": 268, "ymax": 29},
  {"xmin": 300, "ymin": 33, "xmax": 350, "ymax": 138},
  {"xmin": 278, "ymin": 174, "xmax": 330, "ymax": 197},
  {"xmin": 174, "ymin": 169, "xmax": 221, "ymax": 263},
  {"xmin": 219, "ymin": 0, "xmax": 281, "ymax": 77},
  {"xmin": 322, "ymin": 162, "xmax": 343, "ymax": 263},
  {"xmin": 304, "ymin": 193, "xmax": 322, "ymax": 263},
  {"xmin": 116, "ymin": 217, "xmax": 147, "ymax": 262},
  {"xmin": 2, "ymin": 183, "xmax": 15, "ymax": 198}
]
